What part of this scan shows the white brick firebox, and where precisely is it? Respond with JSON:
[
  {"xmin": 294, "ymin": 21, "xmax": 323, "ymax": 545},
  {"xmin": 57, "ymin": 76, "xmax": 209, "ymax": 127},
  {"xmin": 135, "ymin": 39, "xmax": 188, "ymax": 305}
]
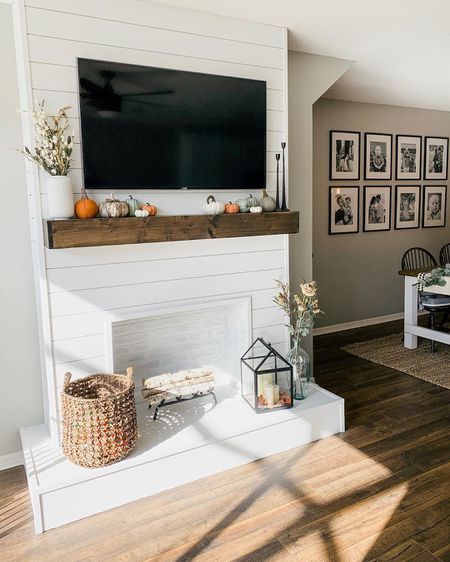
[{"xmin": 107, "ymin": 297, "xmax": 251, "ymax": 397}]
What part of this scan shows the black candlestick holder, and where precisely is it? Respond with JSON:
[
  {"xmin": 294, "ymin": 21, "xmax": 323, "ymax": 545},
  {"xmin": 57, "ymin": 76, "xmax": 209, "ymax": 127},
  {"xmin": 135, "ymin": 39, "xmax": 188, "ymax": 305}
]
[
  {"xmin": 280, "ymin": 142, "xmax": 288, "ymax": 211},
  {"xmin": 275, "ymin": 153, "xmax": 281, "ymax": 211}
]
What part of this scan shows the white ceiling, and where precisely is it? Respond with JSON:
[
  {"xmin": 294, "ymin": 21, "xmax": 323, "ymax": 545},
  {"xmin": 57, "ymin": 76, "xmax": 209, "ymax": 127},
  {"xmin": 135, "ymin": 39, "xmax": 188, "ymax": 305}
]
[{"xmin": 150, "ymin": 0, "xmax": 450, "ymax": 112}]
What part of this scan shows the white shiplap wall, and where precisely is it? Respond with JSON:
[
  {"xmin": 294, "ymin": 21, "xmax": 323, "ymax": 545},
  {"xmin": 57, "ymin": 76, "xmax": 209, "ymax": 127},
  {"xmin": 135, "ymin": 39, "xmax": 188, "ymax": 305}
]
[{"xmin": 14, "ymin": 0, "xmax": 289, "ymax": 443}]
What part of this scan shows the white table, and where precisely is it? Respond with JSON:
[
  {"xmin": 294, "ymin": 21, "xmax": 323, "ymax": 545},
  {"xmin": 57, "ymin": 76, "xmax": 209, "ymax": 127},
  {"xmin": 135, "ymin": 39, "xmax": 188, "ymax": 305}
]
[{"xmin": 401, "ymin": 270, "xmax": 450, "ymax": 349}]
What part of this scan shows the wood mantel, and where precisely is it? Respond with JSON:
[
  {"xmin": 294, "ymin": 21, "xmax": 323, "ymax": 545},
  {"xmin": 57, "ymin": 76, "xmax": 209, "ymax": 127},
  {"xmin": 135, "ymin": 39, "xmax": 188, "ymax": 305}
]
[{"xmin": 44, "ymin": 211, "xmax": 299, "ymax": 249}]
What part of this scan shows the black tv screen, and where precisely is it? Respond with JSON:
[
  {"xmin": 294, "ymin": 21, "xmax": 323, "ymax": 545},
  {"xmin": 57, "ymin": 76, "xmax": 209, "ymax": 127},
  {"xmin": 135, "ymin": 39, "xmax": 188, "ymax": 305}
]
[{"xmin": 77, "ymin": 58, "xmax": 266, "ymax": 189}]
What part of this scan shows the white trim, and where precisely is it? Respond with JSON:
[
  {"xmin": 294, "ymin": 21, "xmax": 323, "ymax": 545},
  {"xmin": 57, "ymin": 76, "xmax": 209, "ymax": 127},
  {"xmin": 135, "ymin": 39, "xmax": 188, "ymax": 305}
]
[
  {"xmin": 281, "ymin": 27, "xmax": 290, "ymax": 354},
  {"xmin": 405, "ymin": 323, "xmax": 450, "ymax": 346},
  {"xmin": 313, "ymin": 312, "xmax": 405, "ymax": 336},
  {"xmin": 404, "ymin": 276, "xmax": 418, "ymax": 349},
  {"xmin": 20, "ymin": 426, "xmax": 43, "ymax": 533},
  {"xmin": 12, "ymin": 0, "xmax": 60, "ymax": 445},
  {"xmin": 0, "ymin": 450, "xmax": 24, "ymax": 471}
]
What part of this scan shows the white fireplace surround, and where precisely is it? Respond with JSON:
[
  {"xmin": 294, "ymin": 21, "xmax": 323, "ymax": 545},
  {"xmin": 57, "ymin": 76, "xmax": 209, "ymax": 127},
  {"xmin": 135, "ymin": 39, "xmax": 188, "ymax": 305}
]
[
  {"xmin": 14, "ymin": 0, "xmax": 345, "ymax": 534},
  {"xmin": 14, "ymin": 0, "xmax": 291, "ymax": 448}
]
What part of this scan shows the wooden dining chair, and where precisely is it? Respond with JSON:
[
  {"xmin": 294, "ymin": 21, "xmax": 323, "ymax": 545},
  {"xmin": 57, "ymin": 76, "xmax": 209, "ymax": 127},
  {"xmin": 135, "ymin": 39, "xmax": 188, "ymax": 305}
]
[
  {"xmin": 401, "ymin": 247, "xmax": 437, "ymax": 271},
  {"xmin": 401, "ymin": 247, "xmax": 449, "ymax": 353},
  {"xmin": 439, "ymin": 243, "xmax": 450, "ymax": 266}
]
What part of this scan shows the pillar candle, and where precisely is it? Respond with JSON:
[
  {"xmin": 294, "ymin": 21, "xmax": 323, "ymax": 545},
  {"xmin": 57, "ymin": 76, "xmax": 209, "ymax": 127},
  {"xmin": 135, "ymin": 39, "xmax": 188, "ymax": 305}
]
[
  {"xmin": 264, "ymin": 384, "xmax": 280, "ymax": 406},
  {"xmin": 259, "ymin": 374, "xmax": 273, "ymax": 396}
]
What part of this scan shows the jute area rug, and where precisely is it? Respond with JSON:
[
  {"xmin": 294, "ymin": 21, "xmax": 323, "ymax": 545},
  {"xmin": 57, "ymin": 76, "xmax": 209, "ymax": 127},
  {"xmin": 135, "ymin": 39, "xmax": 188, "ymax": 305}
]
[{"xmin": 342, "ymin": 333, "xmax": 450, "ymax": 390}]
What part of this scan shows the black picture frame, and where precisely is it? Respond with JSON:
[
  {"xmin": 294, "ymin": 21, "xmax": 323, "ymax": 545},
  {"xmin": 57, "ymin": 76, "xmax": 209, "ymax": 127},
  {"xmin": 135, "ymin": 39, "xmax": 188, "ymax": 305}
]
[
  {"xmin": 363, "ymin": 185, "xmax": 392, "ymax": 232},
  {"xmin": 422, "ymin": 185, "xmax": 447, "ymax": 228},
  {"xmin": 424, "ymin": 136, "xmax": 449, "ymax": 180},
  {"xmin": 328, "ymin": 186, "xmax": 360, "ymax": 235},
  {"xmin": 329, "ymin": 130, "xmax": 360, "ymax": 181},
  {"xmin": 395, "ymin": 135, "xmax": 422, "ymax": 180},
  {"xmin": 394, "ymin": 185, "xmax": 421, "ymax": 230},
  {"xmin": 364, "ymin": 132, "xmax": 393, "ymax": 180}
]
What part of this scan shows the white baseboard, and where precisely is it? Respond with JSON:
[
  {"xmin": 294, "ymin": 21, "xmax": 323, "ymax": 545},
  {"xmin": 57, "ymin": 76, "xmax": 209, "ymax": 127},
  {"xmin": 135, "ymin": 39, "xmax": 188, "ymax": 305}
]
[
  {"xmin": 313, "ymin": 312, "xmax": 405, "ymax": 336},
  {"xmin": 0, "ymin": 450, "xmax": 24, "ymax": 471}
]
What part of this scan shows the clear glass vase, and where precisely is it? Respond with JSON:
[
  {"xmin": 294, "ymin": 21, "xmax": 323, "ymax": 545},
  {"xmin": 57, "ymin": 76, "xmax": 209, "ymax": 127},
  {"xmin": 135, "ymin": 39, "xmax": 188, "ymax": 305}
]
[{"xmin": 286, "ymin": 341, "xmax": 311, "ymax": 400}]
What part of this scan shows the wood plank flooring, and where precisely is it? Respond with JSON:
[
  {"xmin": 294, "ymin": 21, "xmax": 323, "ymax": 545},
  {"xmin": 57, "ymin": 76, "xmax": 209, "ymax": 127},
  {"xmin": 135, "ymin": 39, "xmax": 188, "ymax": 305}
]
[{"xmin": 1, "ymin": 320, "xmax": 449, "ymax": 561}]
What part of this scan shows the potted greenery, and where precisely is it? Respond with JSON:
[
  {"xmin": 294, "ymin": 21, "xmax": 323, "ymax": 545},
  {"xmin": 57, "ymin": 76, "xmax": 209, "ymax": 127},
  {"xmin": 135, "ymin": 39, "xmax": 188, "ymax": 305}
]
[{"xmin": 21, "ymin": 100, "xmax": 74, "ymax": 219}]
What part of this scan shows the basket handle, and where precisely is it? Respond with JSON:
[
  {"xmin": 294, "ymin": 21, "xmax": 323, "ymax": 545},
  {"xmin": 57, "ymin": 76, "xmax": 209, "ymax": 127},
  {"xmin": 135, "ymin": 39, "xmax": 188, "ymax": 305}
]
[
  {"xmin": 126, "ymin": 367, "xmax": 133, "ymax": 382},
  {"xmin": 63, "ymin": 372, "xmax": 72, "ymax": 388}
]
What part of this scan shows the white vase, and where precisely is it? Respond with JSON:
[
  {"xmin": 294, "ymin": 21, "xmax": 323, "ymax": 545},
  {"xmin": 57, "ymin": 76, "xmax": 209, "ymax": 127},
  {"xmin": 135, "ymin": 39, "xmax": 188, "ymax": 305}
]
[{"xmin": 47, "ymin": 175, "xmax": 74, "ymax": 219}]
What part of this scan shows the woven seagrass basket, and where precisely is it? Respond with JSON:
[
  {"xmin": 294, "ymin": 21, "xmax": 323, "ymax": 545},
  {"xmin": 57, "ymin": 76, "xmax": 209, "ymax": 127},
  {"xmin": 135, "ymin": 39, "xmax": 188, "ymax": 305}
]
[{"xmin": 61, "ymin": 367, "xmax": 138, "ymax": 468}]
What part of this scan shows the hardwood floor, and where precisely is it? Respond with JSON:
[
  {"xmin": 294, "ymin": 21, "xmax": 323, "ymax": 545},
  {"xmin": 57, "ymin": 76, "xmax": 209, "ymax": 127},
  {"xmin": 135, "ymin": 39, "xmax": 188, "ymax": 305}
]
[{"xmin": 1, "ymin": 320, "xmax": 449, "ymax": 561}]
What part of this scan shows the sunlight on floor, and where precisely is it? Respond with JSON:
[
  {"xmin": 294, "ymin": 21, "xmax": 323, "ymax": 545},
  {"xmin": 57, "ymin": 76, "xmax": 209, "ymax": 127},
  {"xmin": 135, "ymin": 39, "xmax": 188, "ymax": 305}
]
[
  {"xmin": 328, "ymin": 482, "xmax": 409, "ymax": 561},
  {"xmin": 304, "ymin": 436, "xmax": 393, "ymax": 500},
  {"xmin": 169, "ymin": 435, "xmax": 409, "ymax": 561},
  {"xmin": 0, "ymin": 490, "xmax": 32, "ymax": 539},
  {"xmin": 0, "ymin": 429, "xmax": 416, "ymax": 562}
]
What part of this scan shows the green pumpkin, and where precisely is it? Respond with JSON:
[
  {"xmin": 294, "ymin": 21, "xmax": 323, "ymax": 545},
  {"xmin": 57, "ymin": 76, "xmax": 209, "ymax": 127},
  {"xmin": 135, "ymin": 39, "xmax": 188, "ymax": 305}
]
[
  {"xmin": 126, "ymin": 195, "xmax": 140, "ymax": 215},
  {"xmin": 235, "ymin": 197, "xmax": 250, "ymax": 212},
  {"xmin": 246, "ymin": 194, "xmax": 259, "ymax": 208}
]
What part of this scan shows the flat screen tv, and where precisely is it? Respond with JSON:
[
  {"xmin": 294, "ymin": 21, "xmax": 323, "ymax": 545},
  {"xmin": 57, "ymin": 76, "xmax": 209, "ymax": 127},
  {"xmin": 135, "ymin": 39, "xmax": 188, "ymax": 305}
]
[{"xmin": 77, "ymin": 58, "xmax": 266, "ymax": 189}]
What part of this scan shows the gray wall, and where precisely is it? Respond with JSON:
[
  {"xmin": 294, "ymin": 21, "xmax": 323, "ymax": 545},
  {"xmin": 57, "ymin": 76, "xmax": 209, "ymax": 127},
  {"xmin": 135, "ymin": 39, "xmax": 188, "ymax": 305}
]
[
  {"xmin": 313, "ymin": 98, "xmax": 450, "ymax": 328},
  {"xmin": 0, "ymin": 4, "xmax": 43, "ymax": 458},
  {"xmin": 288, "ymin": 52, "xmax": 352, "ymax": 350}
]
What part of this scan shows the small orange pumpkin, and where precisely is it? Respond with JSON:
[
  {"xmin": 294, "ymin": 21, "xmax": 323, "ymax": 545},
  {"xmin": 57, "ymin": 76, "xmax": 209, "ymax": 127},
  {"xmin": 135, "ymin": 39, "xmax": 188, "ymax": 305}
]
[
  {"xmin": 75, "ymin": 188, "xmax": 98, "ymax": 219},
  {"xmin": 140, "ymin": 203, "xmax": 158, "ymax": 216},
  {"xmin": 224, "ymin": 201, "xmax": 239, "ymax": 214}
]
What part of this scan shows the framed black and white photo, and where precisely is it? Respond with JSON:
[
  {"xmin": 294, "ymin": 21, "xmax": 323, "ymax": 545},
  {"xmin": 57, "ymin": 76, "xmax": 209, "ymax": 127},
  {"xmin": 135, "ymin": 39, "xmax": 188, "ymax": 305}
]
[
  {"xmin": 329, "ymin": 130, "xmax": 360, "ymax": 180},
  {"xmin": 423, "ymin": 185, "xmax": 447, "ymax": 228},
  {"xmin": 329, "ymin": 186, "xmax": 359, "ymax": 234},
  {"xmin": 363, "ymin": 186, "xmax": 391, "ymax": 231},
  {"xmin": 395, "ymin": 185, "xmax": 420, "ymax": 229},
  {"xmin": 424, "ymin": 137, "xmax": 448, "ymax": 180},
  {"xmin": 396, "ymin": 135, "xmax": 421, "ymax": 180},
  {"xmin": 364, "ymin": 133, "xmax": 392, "ymax": 180}
]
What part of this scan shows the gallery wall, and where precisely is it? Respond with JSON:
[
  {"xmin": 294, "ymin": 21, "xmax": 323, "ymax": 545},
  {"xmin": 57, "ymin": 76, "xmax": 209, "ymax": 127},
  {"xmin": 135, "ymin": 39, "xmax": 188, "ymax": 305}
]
[{"xmin": 313, "ymin": 98, "xmax": 450, "ymax": 329}]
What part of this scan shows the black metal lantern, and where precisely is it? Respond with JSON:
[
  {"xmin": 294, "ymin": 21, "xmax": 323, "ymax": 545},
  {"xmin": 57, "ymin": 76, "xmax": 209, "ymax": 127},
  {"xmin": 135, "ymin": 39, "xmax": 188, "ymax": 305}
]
[{"xmin": 241, "ymin": 337, "xmax": 293, "ymax": 413}]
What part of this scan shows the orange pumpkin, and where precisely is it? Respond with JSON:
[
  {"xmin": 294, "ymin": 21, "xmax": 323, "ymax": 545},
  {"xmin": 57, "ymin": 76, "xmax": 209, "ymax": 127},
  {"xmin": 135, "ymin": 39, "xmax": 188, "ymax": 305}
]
[
  {"xmin": 224, "ymin": 201, "xmax": 239, "ymax": 214},
  {"xmin": 140, "ymin": 203, "xmax": 158, "ymax": 216},
  {"xmin": 75, "ymin": 188, "xmax": 98, "ymax": 219}
]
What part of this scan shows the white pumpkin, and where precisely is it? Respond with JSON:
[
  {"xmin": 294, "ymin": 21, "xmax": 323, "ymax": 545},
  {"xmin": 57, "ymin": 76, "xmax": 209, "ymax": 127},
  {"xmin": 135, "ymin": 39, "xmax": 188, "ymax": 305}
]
[
  {"xmin": 135, "ymin": 209, "xmax": 150, "ymax": 217},
  {"xmin": 259, "ymin": 189, "xmax": 276, "ymax": 212},
  {"xmin": 203, "ymin": 195, "xmax": 225, "ymax": 216},
  {"xmin": 99, "ymin": 194, "xmax": 129, "ymax": 218},
  {"xmin": 250, "ymin": 206, "xmax": 263, "ymax": 213}
]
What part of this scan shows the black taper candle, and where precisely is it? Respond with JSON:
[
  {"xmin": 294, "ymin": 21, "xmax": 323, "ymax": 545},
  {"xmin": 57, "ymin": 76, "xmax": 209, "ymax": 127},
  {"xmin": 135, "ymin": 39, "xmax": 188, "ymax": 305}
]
[
  {"xmin": 281, "ymin": 142, "xmax": 288, "ymax": 211},
  {"xmin": 275, "ymin": 153, "xmax": 281, "ymax": 211}
]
